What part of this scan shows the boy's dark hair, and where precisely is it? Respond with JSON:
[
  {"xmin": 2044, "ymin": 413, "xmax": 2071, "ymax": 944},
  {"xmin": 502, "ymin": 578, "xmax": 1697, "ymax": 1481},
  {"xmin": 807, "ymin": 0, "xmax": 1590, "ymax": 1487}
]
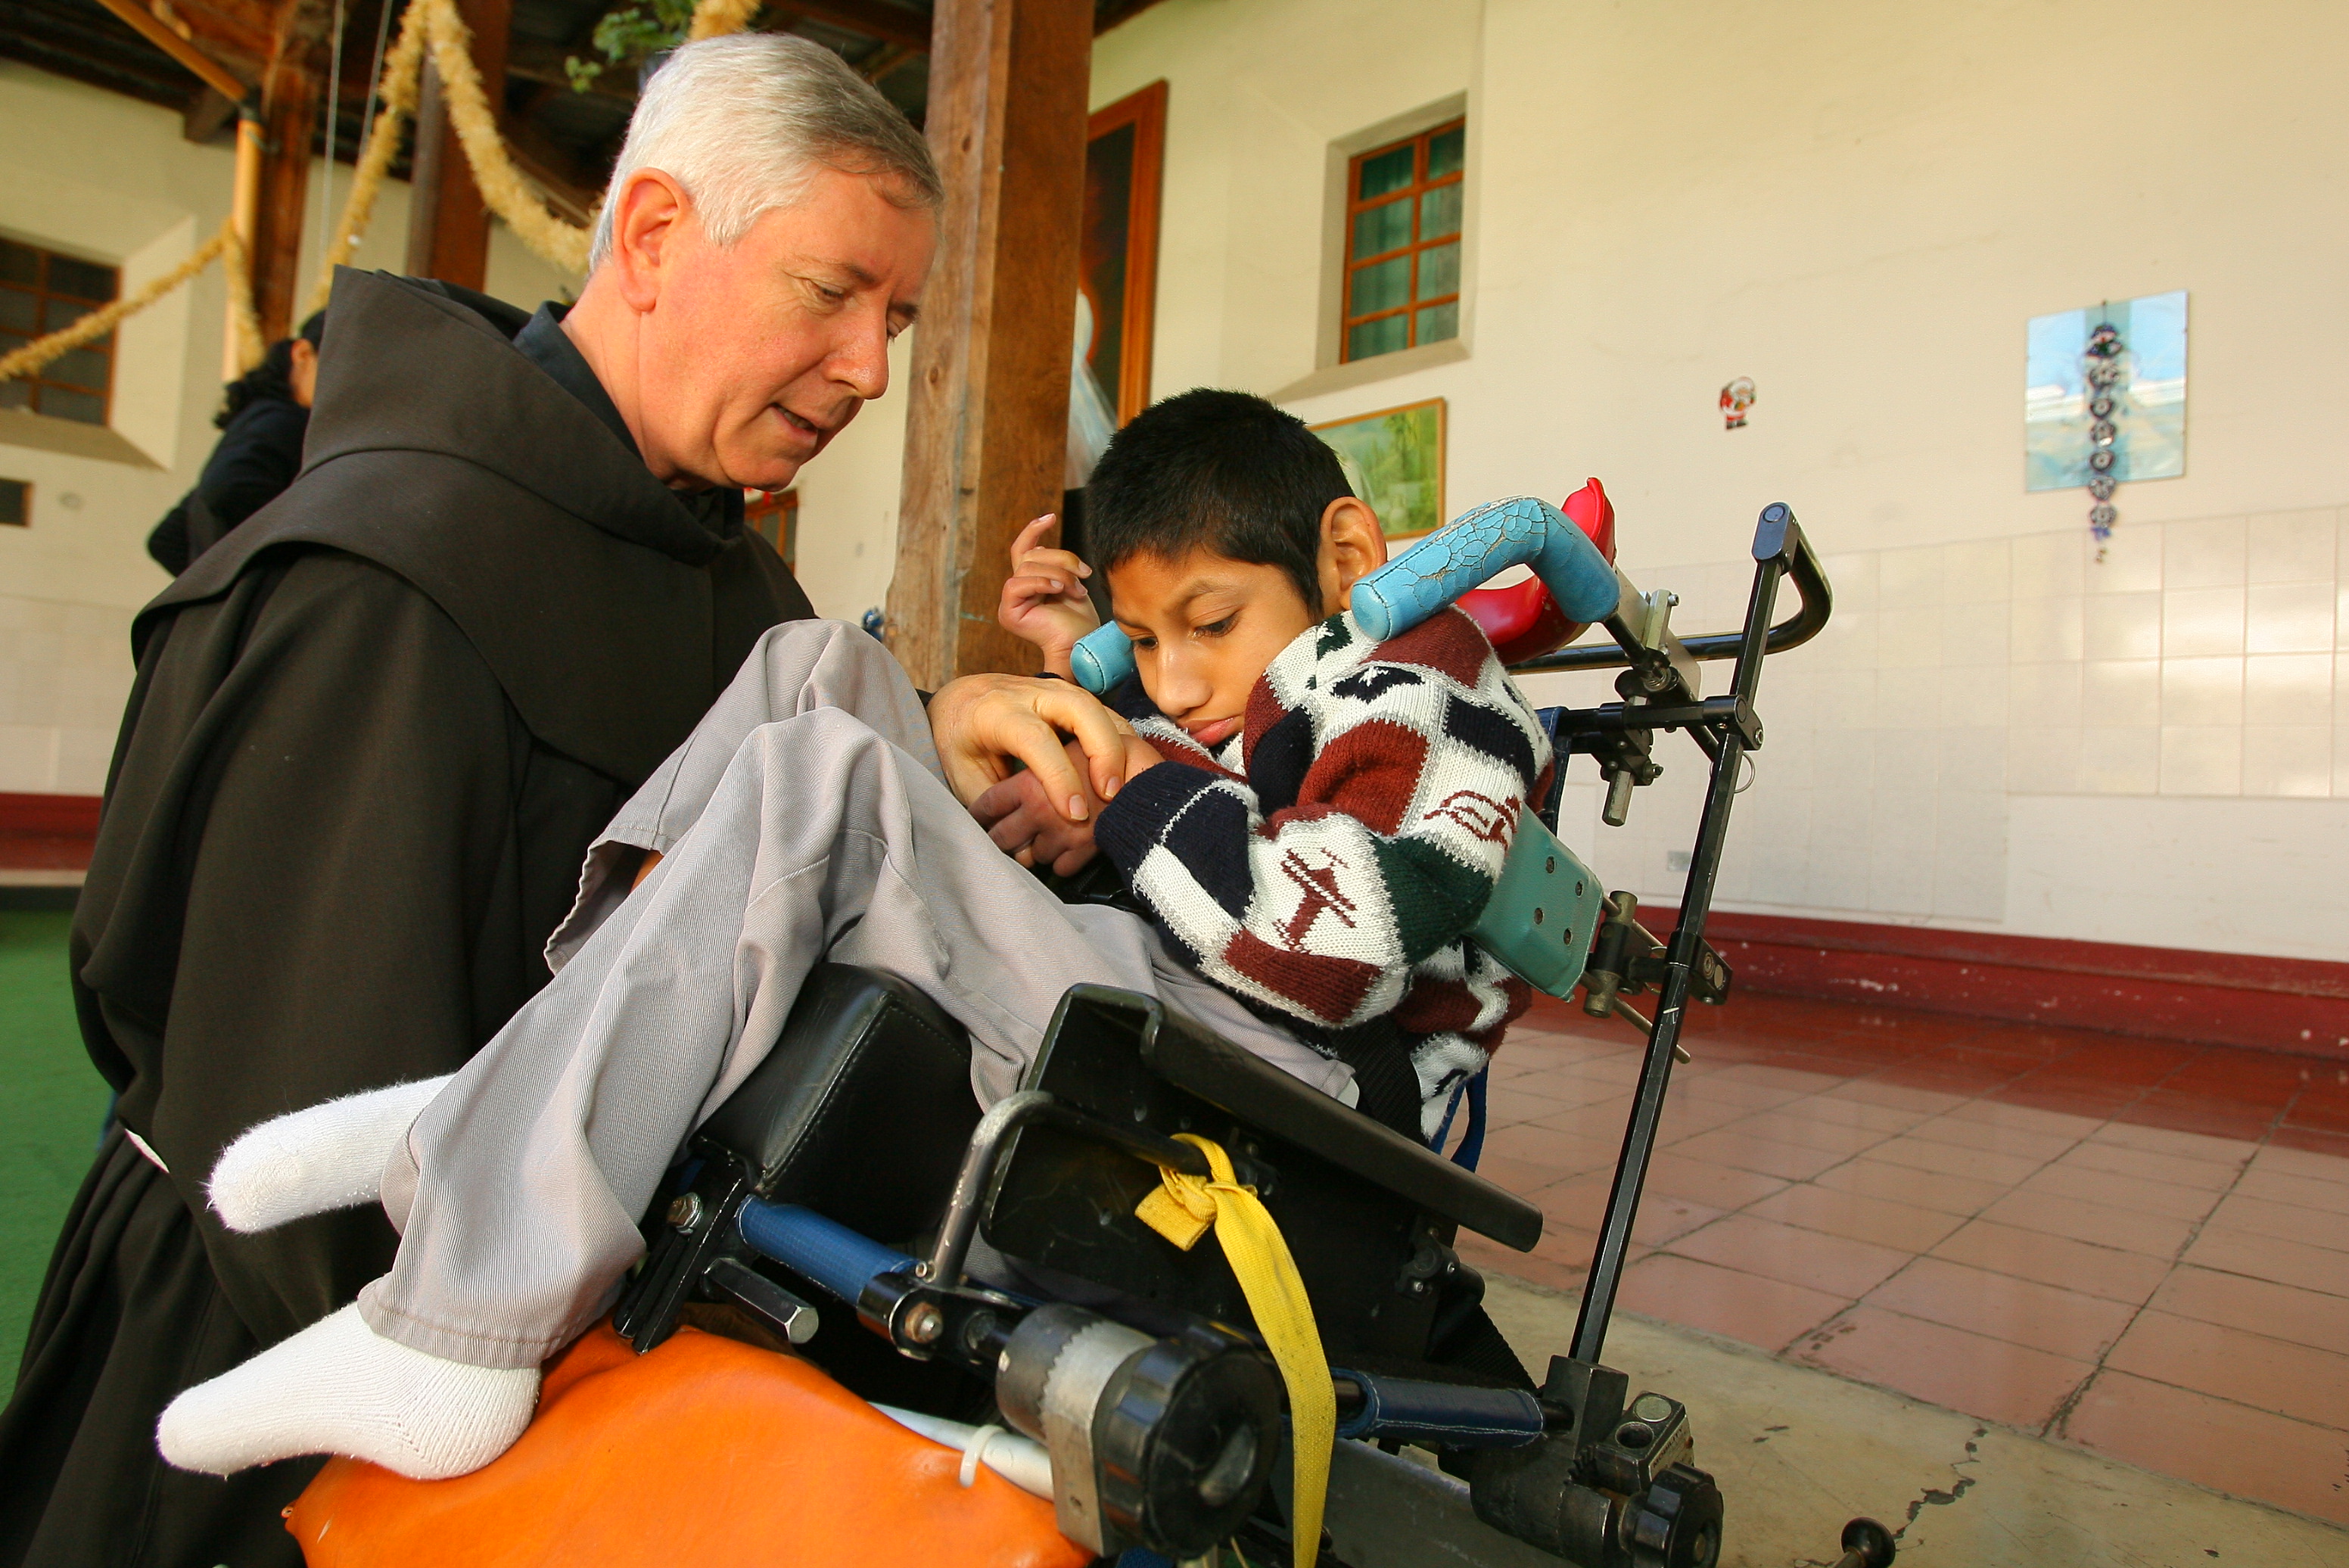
[{"xmin": 1084, "ymin": 388, "xmax": 1352, "ymax": 614}]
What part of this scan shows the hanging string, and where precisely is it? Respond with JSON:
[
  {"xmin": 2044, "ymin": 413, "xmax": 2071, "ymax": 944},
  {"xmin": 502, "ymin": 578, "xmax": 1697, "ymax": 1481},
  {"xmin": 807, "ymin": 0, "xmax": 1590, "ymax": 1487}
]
[
  {"xmin": 303, "ymin": 0, "xmax": 429, "ymax": 315},
  {"xmin": 313, "ymin": 0, "xmax": 348, "ymax": 298}
]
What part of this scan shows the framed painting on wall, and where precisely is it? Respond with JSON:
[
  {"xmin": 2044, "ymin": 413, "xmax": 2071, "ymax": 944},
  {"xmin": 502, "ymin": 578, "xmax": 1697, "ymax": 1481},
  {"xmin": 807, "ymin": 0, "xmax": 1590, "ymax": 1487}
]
[
  {"xmin": 1083, "ymin": 81, "xmax": 1167, "ymax": 426},
  {"xmin": 2024, "ymin": 290, "xmax": 2188, "ymax": 491},
  {"xmin": 1310, "ymin": 397, "xmax": 1447, "ymax": 540}
]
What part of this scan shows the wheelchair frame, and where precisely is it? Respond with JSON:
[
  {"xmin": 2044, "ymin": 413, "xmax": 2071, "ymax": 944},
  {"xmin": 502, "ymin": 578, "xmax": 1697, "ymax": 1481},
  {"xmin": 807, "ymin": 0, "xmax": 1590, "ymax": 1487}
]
[{"xmin": 614, "ymin": 503, "xmax": 1889, "ymax": 1568}]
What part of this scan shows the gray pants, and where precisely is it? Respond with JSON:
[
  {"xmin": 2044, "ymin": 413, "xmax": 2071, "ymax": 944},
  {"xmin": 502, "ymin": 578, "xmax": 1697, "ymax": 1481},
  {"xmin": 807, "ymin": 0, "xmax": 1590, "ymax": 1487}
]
[{"xmin": 358, "ymin": 621, "xmax": 1352, "ymax": 1368}]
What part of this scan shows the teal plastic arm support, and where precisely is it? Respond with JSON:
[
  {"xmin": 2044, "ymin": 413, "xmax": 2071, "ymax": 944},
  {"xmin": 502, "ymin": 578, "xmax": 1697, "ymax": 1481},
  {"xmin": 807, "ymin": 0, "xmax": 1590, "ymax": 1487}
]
[
  {"xmin": 1071, "ymin": 621, "xmax": 1136, "ymax": 694},
  {"xmin": 1350, "ymin": 496, "xmax": 1621, "ymax": 643},
  {"xmin": 1470, "ymin": 814, "xmax": 1607, "ymax": 1000}
]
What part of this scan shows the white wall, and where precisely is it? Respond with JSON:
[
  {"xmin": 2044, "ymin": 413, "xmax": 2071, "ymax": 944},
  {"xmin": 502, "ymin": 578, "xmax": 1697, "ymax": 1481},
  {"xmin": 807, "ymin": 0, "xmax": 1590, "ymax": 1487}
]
[
  {"xmin": 805, "ymin": 0, "xmax": 2349, "ymax": 960},
  {"xmin": 0, "ymin": 61, "xmax": 576, "ymax": 795}
]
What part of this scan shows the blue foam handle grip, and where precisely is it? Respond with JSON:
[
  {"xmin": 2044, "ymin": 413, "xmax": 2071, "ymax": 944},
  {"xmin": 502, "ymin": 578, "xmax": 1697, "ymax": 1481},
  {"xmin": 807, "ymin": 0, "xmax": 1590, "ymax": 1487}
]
[
  {"xmin": 1350, "ymin": 496, "xmax": 1621, "ymax": 643},
  {"xmin": 737, "ymin": 1199, "xmax": 919, "ymax": 1305},
  {"xmin": 1070, "ymin": 621, "xmax": 1137, "ymax": 695}
]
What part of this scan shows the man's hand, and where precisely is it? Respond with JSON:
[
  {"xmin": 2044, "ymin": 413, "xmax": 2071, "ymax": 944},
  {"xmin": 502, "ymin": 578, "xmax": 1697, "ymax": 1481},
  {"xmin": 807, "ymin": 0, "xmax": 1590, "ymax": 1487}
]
[
  {"xmin": 995, "ymin": 515, "xmax": 1100, "ymax": 678},
  {"xmin": 927, "ymin": 672, "xmax": 1134, "ymax": 817}
]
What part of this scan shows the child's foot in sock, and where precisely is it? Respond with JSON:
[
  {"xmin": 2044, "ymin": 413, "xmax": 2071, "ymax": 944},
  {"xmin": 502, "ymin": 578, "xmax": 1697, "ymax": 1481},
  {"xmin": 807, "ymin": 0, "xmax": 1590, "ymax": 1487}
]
[
  {"xmin": 207, "ymin": 1075, "xmax": 453, "ymax": 1234},
  {"xmin": 157, "ymin": 1302, "xmax": 538, "ymax": 1480}
]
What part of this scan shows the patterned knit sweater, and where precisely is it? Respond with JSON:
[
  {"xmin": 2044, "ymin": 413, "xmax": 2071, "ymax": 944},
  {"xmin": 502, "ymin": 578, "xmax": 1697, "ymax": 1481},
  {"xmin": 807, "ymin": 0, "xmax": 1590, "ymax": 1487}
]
[{"xmin": 1093, "ymin": 606, "xmax": 1554, "ymax": 1138}]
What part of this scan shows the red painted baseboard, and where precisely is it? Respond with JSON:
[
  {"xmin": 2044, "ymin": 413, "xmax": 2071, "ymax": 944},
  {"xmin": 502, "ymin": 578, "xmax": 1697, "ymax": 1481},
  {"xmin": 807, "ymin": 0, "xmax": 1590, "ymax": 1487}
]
[
  {"xmin": 1619, "ymin": 904, "xmax": 2349, "ymax": 1060},
  {"xmin": 0, "ymin": 792, "xmax": 101, "ymax": 873}
]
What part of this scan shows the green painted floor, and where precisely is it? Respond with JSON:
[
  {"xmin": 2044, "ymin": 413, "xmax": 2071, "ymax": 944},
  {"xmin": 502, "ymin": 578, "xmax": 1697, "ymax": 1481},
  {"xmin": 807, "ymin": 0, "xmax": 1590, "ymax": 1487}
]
[{"xmin": 0, "ymin": 910, "xmax": 110, "ymax": 1370}]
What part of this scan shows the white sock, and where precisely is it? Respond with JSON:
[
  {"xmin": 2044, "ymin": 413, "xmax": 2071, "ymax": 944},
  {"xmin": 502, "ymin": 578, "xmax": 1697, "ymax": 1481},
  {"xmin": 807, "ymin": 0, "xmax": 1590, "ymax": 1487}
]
[
  {"xmin": 207, "ymin": 1075, "xmax": 453, "ymax": 1234},
  {"xmin": 157, "ymin": 1302, "xmax": 539, "ymax": 1480}
]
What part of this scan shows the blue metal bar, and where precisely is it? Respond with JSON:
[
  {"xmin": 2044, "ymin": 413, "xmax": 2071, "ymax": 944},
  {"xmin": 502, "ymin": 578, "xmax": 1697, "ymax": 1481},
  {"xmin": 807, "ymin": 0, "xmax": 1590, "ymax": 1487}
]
[
  {"xmin": 1332, "ymin": 1369, "xmax": 1545, "ymax": 1448},
  {"xmin": 737, "ymin": 1200, "xmax": 919, "ymax": 1306}
]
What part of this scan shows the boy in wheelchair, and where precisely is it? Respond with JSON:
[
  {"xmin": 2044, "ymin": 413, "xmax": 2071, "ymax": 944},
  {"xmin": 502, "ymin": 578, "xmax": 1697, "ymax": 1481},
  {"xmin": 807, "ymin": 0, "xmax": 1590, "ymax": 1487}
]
[{"xmin": 157, "ymin": 389, "xmax": 1556, "ymax": 1491}]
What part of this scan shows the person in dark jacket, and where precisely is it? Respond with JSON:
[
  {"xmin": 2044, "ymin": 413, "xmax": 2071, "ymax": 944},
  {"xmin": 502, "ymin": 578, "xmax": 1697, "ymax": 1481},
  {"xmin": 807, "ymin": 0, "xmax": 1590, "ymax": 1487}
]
[
  {"xmin": 0, "ymin": 34, "xmax": 946, "ymax": 1568},
  {"xmin": 145, "ymin": 312, "xmax": 323, "ymax": 575}
]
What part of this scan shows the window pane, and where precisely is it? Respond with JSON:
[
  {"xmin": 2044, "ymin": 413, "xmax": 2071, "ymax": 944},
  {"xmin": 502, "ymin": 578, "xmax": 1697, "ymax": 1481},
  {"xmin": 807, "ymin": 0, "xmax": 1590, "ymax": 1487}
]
[
  {"xmin": 1357, "ymin": 143, "xmax": 1414, "ymax": 200},
  {"xmin": 1416, "ymin": 241, "xmax": 1461, "ymax": 301},
  {"xmin": 1349, "ymin": 254, "xmax": 1411, "ymax": 318},
  {"xmin": 0, "ymin": 479, "xmax": 25, "ymax": 526},
  {"xmin": 47, "ymin": 257, "xmax": 117, "ymax": 302},
  {"xmin": 1348, "ymin": 315, "xmax": 1409, "ymax": 362},
  {"xmin": 0, "ymin": 241, "xmax": 36, "ymax": 287},
  {"xmin": 48, "ymin": 347, "xmax": 109, "ymax": 390},
  {"xmin": 1415, "ymin": 301, "xmax": 1459, "ymax": 345},
  {"xmin": 37, "ymin": 386, "xmax": 104, "ymax": 425},
  {"xmin": 1418, "ymin": 182, "xmax": 1462, "ymax": 241},
  {"xmin": 0, "ymin": 289, "xmax": 35, "ymax": 333},
  {"xmin": 1352, "ymin": 196, "xmax": 1412, "ymax": 260},
  {"xmin": 0, "ymin": 381, "xmax": 28, "ymax": 412},
  {"xmin": 1427, "ymin": 124, "xmax": 1465, "ymax": 182},
  {"xmin": 41, "ymin": 297, "xmax": 92, "ymax": 333}
]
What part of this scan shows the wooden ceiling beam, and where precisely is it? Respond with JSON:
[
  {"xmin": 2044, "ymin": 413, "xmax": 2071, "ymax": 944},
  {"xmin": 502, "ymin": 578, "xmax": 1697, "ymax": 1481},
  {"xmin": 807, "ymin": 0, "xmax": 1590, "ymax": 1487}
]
[
  {"xmin": 767, "ymin": 0, "xmax": 932, "ymax": 52},
  {"xmin": 89, "ymin": 0, "xmax": 250, "ymax": 98}
]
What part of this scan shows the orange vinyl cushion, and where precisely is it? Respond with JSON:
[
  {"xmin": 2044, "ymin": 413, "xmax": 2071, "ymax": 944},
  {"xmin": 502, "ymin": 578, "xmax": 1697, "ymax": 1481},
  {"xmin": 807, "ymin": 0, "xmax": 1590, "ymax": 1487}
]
[{"xmin": 287, "ymin": 1324, "xmax": 1092, "ymax": 1568}]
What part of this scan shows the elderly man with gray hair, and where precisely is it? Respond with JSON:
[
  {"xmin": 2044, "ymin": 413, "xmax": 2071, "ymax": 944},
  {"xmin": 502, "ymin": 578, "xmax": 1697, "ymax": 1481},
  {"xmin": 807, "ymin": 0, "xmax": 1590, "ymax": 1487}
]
[{"xmin": 0, "ymin": 35, "xmax": 1111, "ymax": 1568}]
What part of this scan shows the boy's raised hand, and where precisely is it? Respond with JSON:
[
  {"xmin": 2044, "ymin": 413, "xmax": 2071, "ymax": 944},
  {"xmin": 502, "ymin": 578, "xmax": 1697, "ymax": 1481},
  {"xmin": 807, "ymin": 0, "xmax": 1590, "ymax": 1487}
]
[{"xmin": 996, "ymin": 514, "xmax": 1100, "ymax": 677}]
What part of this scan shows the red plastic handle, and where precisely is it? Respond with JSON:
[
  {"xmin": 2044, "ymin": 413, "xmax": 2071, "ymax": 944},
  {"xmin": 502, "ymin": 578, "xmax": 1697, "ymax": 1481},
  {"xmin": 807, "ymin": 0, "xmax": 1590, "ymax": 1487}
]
[{"xmin": 1456, "ymin": 478, "xmax": 1617, "ymax": 664}]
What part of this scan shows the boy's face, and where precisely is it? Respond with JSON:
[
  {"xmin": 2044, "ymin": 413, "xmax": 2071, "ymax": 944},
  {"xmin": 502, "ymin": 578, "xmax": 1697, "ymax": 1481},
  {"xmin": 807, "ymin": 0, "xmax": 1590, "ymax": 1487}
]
[{"xmin": 1107, "ymin": 496, "xmax": 1385, "ymax": 748}]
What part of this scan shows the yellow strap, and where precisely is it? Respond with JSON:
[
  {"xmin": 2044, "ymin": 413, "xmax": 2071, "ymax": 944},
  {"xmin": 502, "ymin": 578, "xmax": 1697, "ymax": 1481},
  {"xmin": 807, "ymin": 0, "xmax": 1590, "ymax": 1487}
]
[{"xmin": 1135, "ymin": 1134, "xmax": 1334, "ymax": 1568}]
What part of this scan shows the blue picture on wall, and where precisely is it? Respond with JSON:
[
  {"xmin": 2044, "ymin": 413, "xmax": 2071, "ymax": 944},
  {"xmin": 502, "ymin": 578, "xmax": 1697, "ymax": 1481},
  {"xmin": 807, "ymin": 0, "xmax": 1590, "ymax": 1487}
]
[{"xmin": 2024, "ymin": 290, "xmax": 2187, "ymax": 491}]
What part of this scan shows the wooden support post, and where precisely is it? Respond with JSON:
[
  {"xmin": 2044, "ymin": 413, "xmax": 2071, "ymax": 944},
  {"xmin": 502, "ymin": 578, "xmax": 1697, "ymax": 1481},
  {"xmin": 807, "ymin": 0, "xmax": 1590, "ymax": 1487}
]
[
  {"xmin": 886, "ymin": 0, "xmax": 1094, "ymax": 686},
  {"xmin": 403, "ymin": 0, "xmax": 512, "ymax": 290},
  {"xmin": 247, "ymin": 27, "xmax": 321, "ymax": 344},
  {"xmin": 222, "ymin": 105, "xmax": 264, "ymax": 379}
]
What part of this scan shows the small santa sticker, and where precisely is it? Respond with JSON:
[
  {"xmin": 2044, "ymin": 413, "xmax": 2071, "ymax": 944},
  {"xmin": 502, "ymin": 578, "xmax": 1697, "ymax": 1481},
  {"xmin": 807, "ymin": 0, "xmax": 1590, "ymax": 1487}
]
[{"xmin": 1719, "ymin": 377, "xmax": 1756, "ymax": 430}]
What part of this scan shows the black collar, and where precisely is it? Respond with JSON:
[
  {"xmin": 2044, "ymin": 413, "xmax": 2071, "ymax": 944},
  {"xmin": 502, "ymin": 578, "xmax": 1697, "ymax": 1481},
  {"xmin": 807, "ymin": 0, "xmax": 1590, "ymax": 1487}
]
[{"xmin": 514, "ymin": 301, "xmax": 742, "ymax": 542}]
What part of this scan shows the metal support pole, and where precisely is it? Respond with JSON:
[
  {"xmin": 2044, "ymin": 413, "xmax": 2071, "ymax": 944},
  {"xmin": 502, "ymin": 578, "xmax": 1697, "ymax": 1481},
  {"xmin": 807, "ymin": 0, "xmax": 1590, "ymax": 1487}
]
[
  {"xmin": 1568, "ymin": 724, "xmax": 1746, "ymax": 1364},
  {"xmin": 1570, "ymin": 518, "xmax": 1799, "ymax": 1364}
]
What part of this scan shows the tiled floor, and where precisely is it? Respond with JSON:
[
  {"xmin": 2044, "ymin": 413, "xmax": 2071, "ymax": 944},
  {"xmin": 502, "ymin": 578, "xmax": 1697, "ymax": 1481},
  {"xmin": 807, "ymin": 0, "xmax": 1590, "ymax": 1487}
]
[{"xmin": 1457, "ymin": 991, "xmax": 2349, "ymax": 1526}]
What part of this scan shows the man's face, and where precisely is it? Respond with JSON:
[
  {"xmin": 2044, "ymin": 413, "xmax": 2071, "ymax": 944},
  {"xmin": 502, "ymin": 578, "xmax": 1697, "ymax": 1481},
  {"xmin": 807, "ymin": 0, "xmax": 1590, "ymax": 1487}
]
[{"xmin": 636, "ymin": 167, "xmax": 935, "ymax": 491}]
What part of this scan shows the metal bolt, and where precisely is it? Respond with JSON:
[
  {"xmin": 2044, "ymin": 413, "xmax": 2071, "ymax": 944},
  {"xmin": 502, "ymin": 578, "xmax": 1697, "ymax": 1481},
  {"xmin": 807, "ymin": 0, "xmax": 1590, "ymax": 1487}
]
[
  {"xmin": 1533, "ymin": 907, "xmax": 1545, "ymax": 925},
  {"xmin": 666, "ymin": 1193, "xmax": 702, "ymax": 1231},
  {"xmin": 905, "ymin": 1302, "xmax": 944, "ymax": 1345}
]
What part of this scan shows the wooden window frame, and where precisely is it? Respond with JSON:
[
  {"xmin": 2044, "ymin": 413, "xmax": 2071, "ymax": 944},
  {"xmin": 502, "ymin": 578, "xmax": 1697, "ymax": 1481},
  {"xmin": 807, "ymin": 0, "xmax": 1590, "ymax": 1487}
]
[
  {"xmin": 1340, "ymin": 118, "xmax": 1464, "ymax": 364},
  {"xmin": 0, "ymin": 240, "xmax": 120, "ymax": 427},
  {"xmin": 1084, "ymin": 81, "xmax": 1168, "ymax": 425}
]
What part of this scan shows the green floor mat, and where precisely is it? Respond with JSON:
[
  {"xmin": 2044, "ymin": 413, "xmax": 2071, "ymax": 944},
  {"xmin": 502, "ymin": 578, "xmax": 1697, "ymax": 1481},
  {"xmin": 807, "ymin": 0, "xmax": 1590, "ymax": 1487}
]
[{"xmin": 0, "ymin": 910, "xmax": 110, "ymax": 1369}]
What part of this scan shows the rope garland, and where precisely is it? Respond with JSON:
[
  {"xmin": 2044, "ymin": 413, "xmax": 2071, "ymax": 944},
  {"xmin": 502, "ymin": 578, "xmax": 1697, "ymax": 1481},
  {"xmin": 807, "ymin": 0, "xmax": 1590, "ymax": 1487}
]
[
  {"xmin": 7, "ymin": 0, "xmax": 756, "ymax": 385},
  {"xmin": 418, "ymin": 0, "xmax": 594, "ymax": 272},
  {"xmin": 688, "ymin": 0, "xmax": 761, "ymax": 41}
]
